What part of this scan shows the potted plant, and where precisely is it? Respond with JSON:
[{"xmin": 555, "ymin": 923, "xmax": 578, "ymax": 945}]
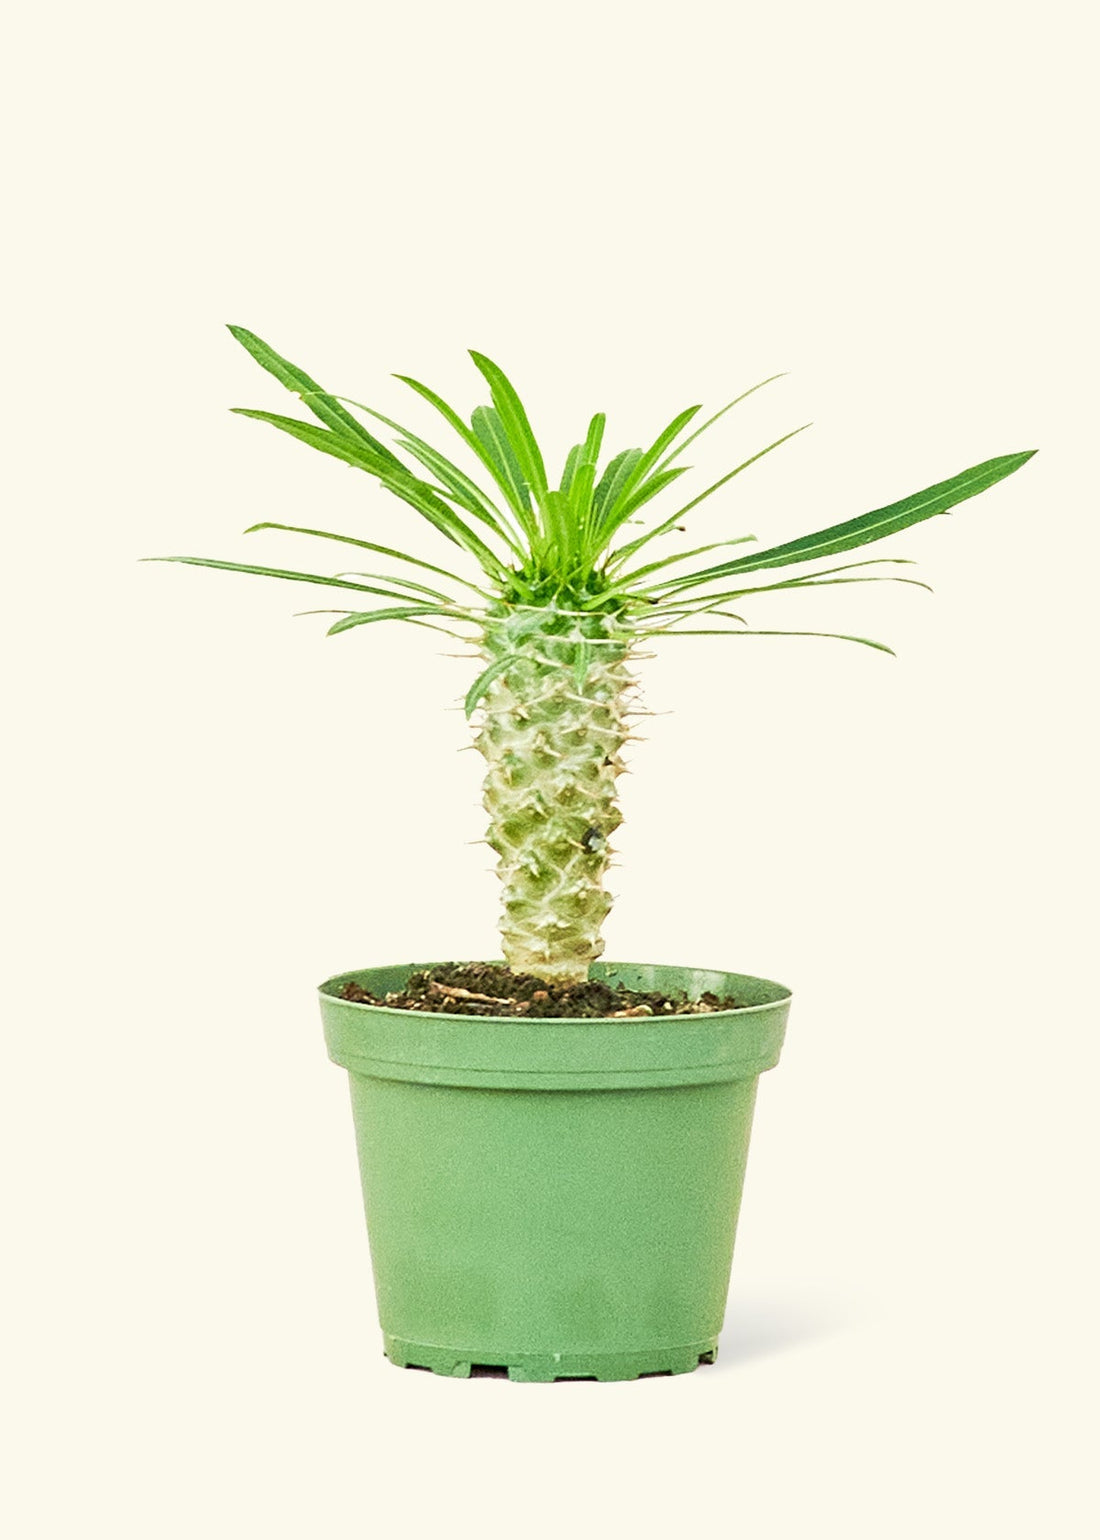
[{"xmin": 150, "ymin": 328, "xmax": 1033, "ymax": 1381}]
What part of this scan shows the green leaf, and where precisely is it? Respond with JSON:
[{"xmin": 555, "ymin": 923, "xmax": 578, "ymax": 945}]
[
  {"xmin": 374, "ymin": 467, "xmax": 510, "ymax": 578},
  {"xmin": 394, "ymin": 373, "xmax": 538, "ymax": 539},
  {"xmin": 568, "ymin": 460, "xmax": 598, "ymax": 527},
  {"xmin": 242, "ymin": 522, "xmax": 493, "ymax": 597},
  {"xmin": 238, "ymin": 407, "xmax": 507, "ymax": 576},
  {"xmin": 231, "ymin": 408, "xmax": 391, "ymax": 473},
  {"xmin": 393, "ymin": 436, "xmax": 525, "ymax": 556},
  {"xmin": 650, "ymin": 557, "xmax": 929, "ymax": 602},
  {"xmin": 295, "ymin": 387, "xmax": 524, "ymax": 555},
  {"xmin": 142, "ymin": 554, "xmax": 465, "ymax": 607},
  {"xmin": 228, "ymin": 326, "xmax": 402, "ymax": 468},
  {"xmin": 390, "ymin": 441, "xmax": 490, "ymax": 516},
  {"xmin": 324, "ymin": 569, "xmax": 454, "ymax": 602},
  {"xmin": 569, "ymin": 414, "xmax": 606, "ymax": 537},
  {"xmin": 606, "ymin": 425, "xmax": 808, "ymax": 570},
  {"xmin": 582, "ymin": 412, "xmax": 607, "ymax": 471},
  {"xmin": 672, "ymin": 423, "xmax": 812, "ymax": 522},
  {"xmin": 559, "ymin": 442, "xmax": 585, "ymax": 496},
  {"xmin": 328, "ymin": 605, "xmax": 468, "ymax": 636},
  {"xmin": 607, "ymin": 534, "xmax": 758, "ymax": 590},
  {"xmin": 645, "ymin": 606, "xmax": 748, "ymax": 629},
  {"xmin": 609, "ymin": 465, "xmax": 691, "ymax": 525},
  {"xmin": 541, "ymin": 489, "xmax": 574, "ymax": 560},
  {"xmin": 572, "ymin": 640, "xmax": 592, "ymax": 692},
  {"xmin": 593, "ymin": 449, "xmax": 643, "ymax": 522},
  {"xmin": 600, "ymin": 405, "xmax": 700, "ymax": 524},
  {"xmin": 234, "ymin": 409, "xmax": 506, "ymax": 578},
  {"xmin": 647, "ymin": 626, "xmax": 895, "ymax": 655},
  {"xmin": 296, "ymin": 607, "xmax": 466, "ymax": 639},
  {"xmin": 471, "ymin": 405, "xmax": 532, "ymax": 520},
  {"xmin": 468, "ymin": 352, "xmax": 548, "ymax": 497},
  {"xmin": 653, "ymin": 373, "xmax": 789, "ymax": 474},
  {"xmin": 464, "ymin": 653, "xmax": 522, "ymax": 717},
  {"xmin": 770, "ymin": 573, "xmax": 933, "ymax": 594},
  {"xmin": 669, "ymin": 451, "xmax": 1037, "ymax": 585}
]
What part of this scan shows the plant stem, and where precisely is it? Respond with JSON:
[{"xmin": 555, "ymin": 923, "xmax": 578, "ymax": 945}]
[{"xmin": 474, "ymin": 606, "xmax": 635, "ymax": 984}]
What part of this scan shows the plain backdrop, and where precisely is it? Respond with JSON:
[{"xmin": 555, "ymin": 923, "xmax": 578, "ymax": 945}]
[{"xmin": 3, "ymin": 2, "xmax": 1097, "ymax": 1536}]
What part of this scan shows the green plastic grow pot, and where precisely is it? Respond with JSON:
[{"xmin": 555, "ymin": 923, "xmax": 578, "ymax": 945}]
[{"xmin": 320, "ymin": 960, "xmax": 791, "ymax": 1383}]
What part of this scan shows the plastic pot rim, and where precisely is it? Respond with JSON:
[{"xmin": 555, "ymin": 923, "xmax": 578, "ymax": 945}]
[
  {"xmin": 319, "ymin": 958, "xmax": 791, "ymax": 1024},
  {"xmin": 320, "ymin": 959, "xmax": 792, "ymax": 1090}
]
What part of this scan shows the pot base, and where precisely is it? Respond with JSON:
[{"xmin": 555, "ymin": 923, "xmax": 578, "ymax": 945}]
[{"xmin": 384, "ymin": 1332, "xmax": 719, "ymax": 1382}]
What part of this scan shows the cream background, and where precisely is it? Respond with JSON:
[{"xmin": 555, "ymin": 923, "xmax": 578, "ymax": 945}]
[{"xmin": 3, "ymin": 2, "xmax": 1097, "ymax": 1536}]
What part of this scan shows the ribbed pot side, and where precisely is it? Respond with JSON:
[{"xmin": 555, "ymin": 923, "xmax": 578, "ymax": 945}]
[{"xmin": 320, "ymin": 961, "xmax": 791, "ymax": 1383}]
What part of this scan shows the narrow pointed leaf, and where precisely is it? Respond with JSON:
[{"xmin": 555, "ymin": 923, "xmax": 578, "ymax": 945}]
[
  {"xmin": 653, "ymin": 373, "xmax": 788, "ymax": 473},
  {"xmin": 648, "ymin": 626, "xmax": 896, "ymax": 655},
  {"xmin": 569, "ymin": 460, "xmax": 598, "ymax": 532},
  {"xmin": 394, "ymin": 373, "xmax": 538, "ymax": 537},
  {"xmin": 608, "ymin": 534, "xmax": 758, "ymax": 590},
  {"xmin": 582, "ymin": 412, "xmax": 607, "ymax": 470},
  {"xmin": 660, "ymin": 574, "xmax": 934, "ymax": 614},
  {"xmin": 245, "ymin": 414, "xmax": 511, "ymax": 577},
  {"xmin": 240, "ymin": 407, "xmax": 510, "ymax": 575},
  {"xmin": 606, "ymin": 425, "xmax": 808, "ymax": 571},
  {"xmin": 228, "ymin": 326, "xmax": 402, "ymax": 467},
  {"xmin": 143, "ymin": 555, "xmax": 454, "ymax": 606},
  {"xmin": 464, "ymin": 653, "xmax": 523, "ymax": 718},
  {"xmin": 560, "ymin": 442, "xmax": 585, "ymax": 496},
  {"xmin": 328, "ymin": 605, "xmax": 469, "ymax": 636},
  {"xmin": 324, "ymin": 569, "xmax": 454, "ymax": 601},
  {"xmin": 608, "ymin": 464, "xmax": 690, "ymax": 526},
  {"xmin": 541, "ymin": 489, "xmax": 574, "ymax": 559},
  {"xmin": 471, "ymin": 405, "xmax": 531, "ymax": 518},
  {"xmin": 645, "ymin": 607, "xmax": 749, "ymax": 629},
  {"xmin": 393, "ymin": 436, "xmax": 525, "ymax": 555},
  {"xmin": 672, "ymin": 424, "xmax": 812, "ymax": 523},
  {"xmin": 651, "ymin": 562, "xmax": 925, "ymax": 610},
  {"xmin": 572, "ymin": 415, "xmax": 607, "ymax": 549},
  {"xmin": 297, "ymin": 608, "xmax": 469, "ymax": 639},
  {"xmin": 242, "ymin": 522, "xmax": 492, "ymax": 596},
  {"xmin": 593, "ymin": 449, "xmax": 643, "ymax": 522},
  {"xmin": 673, "ymin": 451, "xmax": 1037, "ymax": 584},
  {"xmin": 234, "ymin": 405, "xmax": 505, "ymax": 581},
  {"xmin": 296, "ymin": 386, "xmax": 523, "ymax": 553},
  {"xmin": 572, "ymin": 641, "xmax": 592, "ymax": 692},
  {"xmin": 374, "ymin": 468, "xmax": 509, "ymax": 577},
  {"xmin": 601, "ymin": 404, "xmax": 700, "ymax": 523},
  {"xmin": 231, "ymin": 408, "xmax": 392, "ymax": 472},
  {"xmin": 651, "ymin": 555, "xmax": 919, "ymax": 597},
  {"xmin": 773, "ymin": 574, "xmax": 933, "ymax": 593},
  {"xmin": 468, "ymin": 351, "xmax": 548, "ymax": 496}
]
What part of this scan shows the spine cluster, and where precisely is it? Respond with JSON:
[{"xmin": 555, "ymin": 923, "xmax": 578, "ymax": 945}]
[{"xmin": 474, "ymin": 607, "xmax": 637, "ymax": 983}]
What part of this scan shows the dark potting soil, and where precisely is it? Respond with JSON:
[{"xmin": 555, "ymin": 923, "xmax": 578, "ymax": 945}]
[{"xmin": 337, "ymin": 962, "xmax": 741, "ymax": 1020}]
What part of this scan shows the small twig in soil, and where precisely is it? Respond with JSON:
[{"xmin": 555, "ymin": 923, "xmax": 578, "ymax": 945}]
[{"xmin": 428, "ymin": 980, "xmax": 516, "ymax": 1007}]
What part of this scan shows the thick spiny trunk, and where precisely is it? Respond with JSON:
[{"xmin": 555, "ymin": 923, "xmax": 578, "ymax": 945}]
[{"xmin": 475, "ymin": 607, "xmax": 635, "ymax": 984}]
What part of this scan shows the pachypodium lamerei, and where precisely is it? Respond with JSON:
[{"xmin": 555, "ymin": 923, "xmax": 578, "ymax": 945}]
[
  {"xmin": 150, "ymin": 329, "xmax": 1034, "ymax": 985},
  {"xmin": 475, "ymin": 602, "xmax": 635, "ymax": 981}
]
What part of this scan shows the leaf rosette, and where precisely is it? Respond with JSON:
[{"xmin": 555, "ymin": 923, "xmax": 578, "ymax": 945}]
[{"xmin": 148, "ymin": 329, "xmax": 1034, "ymax": 981}]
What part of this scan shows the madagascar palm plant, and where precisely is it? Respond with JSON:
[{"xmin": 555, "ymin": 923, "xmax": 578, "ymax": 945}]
[{"xmin": 152, "ymin": 328, "xmax": 1033, "ymax": 984}]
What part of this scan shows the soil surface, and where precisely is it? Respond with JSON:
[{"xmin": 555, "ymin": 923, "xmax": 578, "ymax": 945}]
[{"xmin": 337, "ymin": 961, "xmax": 741, "ymax": 1019}]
